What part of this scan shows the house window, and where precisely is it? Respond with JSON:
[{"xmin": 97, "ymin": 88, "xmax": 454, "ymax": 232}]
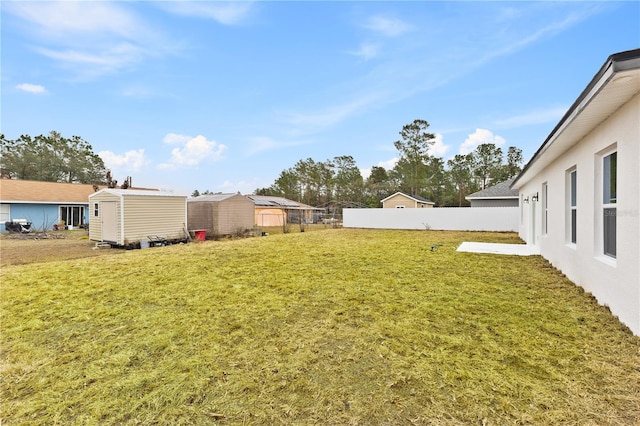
[
  {"xmin": 603, "ymin": 152, "xmax": 616, "ymax": 258},
  {"xmin": 567, "ymin": 168, "xmax": 577, "ymax": 245},
  {"xmin": 542, "ymin": 182, "xmax": 548, "ymax": 235},
  {"xmin": 60, "ymin": 205, "xmax": 85, "ymax": 228},
  {"xmin": 396, "ymin": 205, "xmax": 405, "ymax": 209},
  {"xmin": 94, "ymin": 202, "xmax": 99, "ymax": 217}
]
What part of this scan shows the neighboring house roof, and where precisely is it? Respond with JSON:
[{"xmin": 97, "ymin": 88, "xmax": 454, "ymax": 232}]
[
  {"xmin": 246, "ymin": 195, "xmax": 320, "ymax": 210},
  {"xmin": 90, "ymin": 188, "xmax": 182, "ymax": 198},
  {"xmin": 512, "ymin": 48, "xmax": 640, "ymax": 189},
  {"xmin": 0, "ymin": 179, "xmax": 103, "ymax": 204},
  {"xmin": 188, "ymin": 193, "xmax": 242, "ymax": 202},
  {"xmin": 381, "ymin": 192, "xmax": 435, "ymax": 204},
  {"xmin": 466, "ymin": 178, "xmax": 519, "ymax": 200}
]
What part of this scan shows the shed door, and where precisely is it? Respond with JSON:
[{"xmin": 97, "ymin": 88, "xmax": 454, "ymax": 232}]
[{"xmin": 102, "ymin": 201, "xmax": 118, "ymax": 242}]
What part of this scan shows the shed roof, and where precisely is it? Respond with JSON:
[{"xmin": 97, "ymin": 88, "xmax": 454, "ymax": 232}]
[
  {"xmin": 512, "ymin": 48, "xmax": 640, "ymax": 189},
  {"xmin": 246, "ymin": 195, "xmax": 319, "ymax": 210},
  {"xmin": 466, "ymin": 178, "xmax": 518, "ymax": 200},
  {"xmin": 0, "ymin": 179, "xmax": 103, "ymax": 204},
  {"xmin": 381, "ymin": 192, "xmax": 435, "ymax": 204},
  {"xmin": 188, "ymin": 193, "xmax": 243, "ymax": 202}
]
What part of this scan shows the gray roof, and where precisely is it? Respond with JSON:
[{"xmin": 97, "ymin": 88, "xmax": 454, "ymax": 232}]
[
  {"xmin": 466, "ymin": 178, "xmax": 519, "ymax": 200},
  {"xmin": 188, "ymin": 193, "xmax": 239, "ymax": 202},
  {"xmin": 246, "ymin": 195, "xmax": 320, "ymax": 210}
]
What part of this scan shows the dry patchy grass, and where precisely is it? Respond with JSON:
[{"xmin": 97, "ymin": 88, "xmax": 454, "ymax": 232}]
[
  {"xmin": 1, "ymin": 229, "xmax": 639, "ymax": 425},
  {"xmin": 0, "ymin": 230, "xmax": 120, "ymax": 267}
]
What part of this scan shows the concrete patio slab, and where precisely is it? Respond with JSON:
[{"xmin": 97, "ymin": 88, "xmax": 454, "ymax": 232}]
[{"xmin": 457, "ymin": 242, "xmax": 540, "ymax": 256}]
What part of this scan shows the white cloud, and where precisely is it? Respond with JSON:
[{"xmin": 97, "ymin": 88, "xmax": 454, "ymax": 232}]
[
  {"xmin": 4, "ymin": 2, "xmax": 143, "ymax": 39},
  {"xmin": 244, "ymin": 136, "xmax": 310, "ymax": 155},
  {"xmin": 286, "ymin": 91, "xmax": 386, "ymax": 132},
  {"xmin": 364, "ymin": 16, "xmax": 412, "ymax": 37},
  {"xmin": 459, "ymin": 129, "xmax": 506, "ymax": 155},
  {"xmin": 495, "ymin": 107, "xmax": 567, "ymax": 128},
  {"xmin": 428, "ymin": 133, "xmax": 450, "ymax": 157},
  {"xmin": 348, "ymin": 43, "xmax": 380, "ymax": 60},
  {"xmin": 36, "ymin": 42, "xmax": 149, "ymax": 75},
  {"xmin": 4, "ymin": 2, "xmax": 172, "ymax": 79},
  {"xmin": 156, "ymin": 2, "xmax": 254, "ymax": 25},
  {"xmin": 162, "ymin": 133, "xmax": 192, "ymax": 145},
  {"xmin": 158, "ymin": 134, "xmax": 227, "ymax": 170},
  {"xmin": 16, "ymin": 83, "xmax": 46, "ymax": 94},
  {"xmin": 99, "ymin": 149, "xmax": 148, "ymax": 172}
]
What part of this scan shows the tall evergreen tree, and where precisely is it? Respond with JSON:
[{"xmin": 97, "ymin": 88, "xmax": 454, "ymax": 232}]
[
  {"xmin": 392, "ymin": 119, "xmax": 435, "ymax": 195},
  {"xmin": 0, "ymin": 131, "xmax": 106, "ymax": 184}
]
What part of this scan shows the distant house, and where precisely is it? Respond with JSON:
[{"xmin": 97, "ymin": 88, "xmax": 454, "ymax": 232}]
[
  {"xmin": 187, "ymin": 193, "xmax": 254, "ymax": 237},
  {"xmin": 246, "ymin": 195, "xmax": 320, "ymax": 226},
  {"xmin": 465, "ymin": 178, "xmax": 519, "ymax": 207},
  {"xmin": 89, "ymin": 189, "xmax": 187, "ymax": 247},
  {"xmin": 0, "ymin": 179, "xmax": 102, "ymax": 232},
  {"xmin": 511, "ymin": 49, "xmax": 640, "ymax": 335},
  {"xmin": 381, "ymin": 192, "xmax": 435, "ymax": 209}
]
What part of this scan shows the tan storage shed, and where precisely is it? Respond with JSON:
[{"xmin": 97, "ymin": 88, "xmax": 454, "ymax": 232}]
[
  {"xmin": 89, "ymin": 189, "xmax": 187, "ymax": 247},
  {"xmin": 187, "ymin": 193, "xmax": 254, "ymax": 237}
]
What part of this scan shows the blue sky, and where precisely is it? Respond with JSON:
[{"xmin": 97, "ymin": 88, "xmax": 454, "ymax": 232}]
[{"xmin": 2, "ymin": 1, "xmax": 638, "ymax": 195}]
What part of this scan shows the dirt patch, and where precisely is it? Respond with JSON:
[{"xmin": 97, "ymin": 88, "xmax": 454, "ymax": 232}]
[{"xmin": 0, "ymin": 230, "xmax": 120, "ymax": 267}]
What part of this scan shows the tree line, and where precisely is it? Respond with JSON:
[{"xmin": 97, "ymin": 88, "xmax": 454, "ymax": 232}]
[
  {"xmin": 255, "ymin": 119, "xmax": 523, "ymax": 207},
  {"xmin": 0, "ymin": 132, "xmax": 107, "ymax": 184}
]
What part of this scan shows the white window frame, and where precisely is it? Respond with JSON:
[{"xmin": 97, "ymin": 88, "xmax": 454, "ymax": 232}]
[
  {"xmin": 566, "ymin": 167, "xmax": 577, "ymax": 246},
  {"xmin": 601, "ymin": 148, "xmax": 617, "ymax": 259},
  {"xmin": 59, "ymin": 205, "xmax": 85, "ymax": 228},
  {"xmin": 542, "ymin": 182, "xmax": 548, "ymax": 236}
]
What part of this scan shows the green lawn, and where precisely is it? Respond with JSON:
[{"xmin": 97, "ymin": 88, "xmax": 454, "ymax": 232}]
[{"xmin": 2, "ymin": 229, "xmax": 639, "ymax": 425}]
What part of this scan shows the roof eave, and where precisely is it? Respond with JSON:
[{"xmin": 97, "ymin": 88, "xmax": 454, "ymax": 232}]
[
  {"xmin": 465, "ymin": 196, "xmax": 519, "ymax": 201},
  {"xmin": 512, "ymin": 49, "xmax": 640, "ymax": 190}
]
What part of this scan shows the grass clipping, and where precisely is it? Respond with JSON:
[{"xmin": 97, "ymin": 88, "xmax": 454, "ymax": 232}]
[{"xmin": 2, "ymin": 229, "xmax": 639, "ymax": 425}]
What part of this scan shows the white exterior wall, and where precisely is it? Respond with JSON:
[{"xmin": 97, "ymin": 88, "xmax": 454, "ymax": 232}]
[
  {"xmin": 518, "ymin": 95, "xmax": 639, "ymax": 335},
  {"xmin": 343, "ymin": 207, "xmax": 519, "ymax": 232}
]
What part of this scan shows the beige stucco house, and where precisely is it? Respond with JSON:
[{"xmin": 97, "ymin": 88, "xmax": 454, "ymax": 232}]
[{"xmin": 381, "ymin": 192, "xmax": 435, "ymax": 209}]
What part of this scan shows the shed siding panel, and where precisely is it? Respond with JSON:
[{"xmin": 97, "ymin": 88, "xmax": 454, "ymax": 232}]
[
  {"xmin": 187, "ymin": 203, "xmax": 213, "ymax": 233},
  {"xmin": 122, "ymin": 196, "xmax": 186, "ymax": 244},
  {"xmin": 217, "ymin": 197, "xmax": 254, "ymax": 234},
  {"xmin": 187, "ymin": 195, "xmax": 254, "ymax": 236}
]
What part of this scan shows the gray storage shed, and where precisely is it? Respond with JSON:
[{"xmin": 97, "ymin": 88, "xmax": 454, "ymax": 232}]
[
  {"xmin": 187, "ymin": 193, "xmax": 255, "ymax": 237},
  {"xmin": 89, "ymin": 189, "xmax": 188, "ymax": 246}
]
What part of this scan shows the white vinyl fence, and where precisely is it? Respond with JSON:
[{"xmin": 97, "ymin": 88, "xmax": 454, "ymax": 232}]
[{"xmin": 343, "ymin": 207, "xmax": 519, "ymax": 232}]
